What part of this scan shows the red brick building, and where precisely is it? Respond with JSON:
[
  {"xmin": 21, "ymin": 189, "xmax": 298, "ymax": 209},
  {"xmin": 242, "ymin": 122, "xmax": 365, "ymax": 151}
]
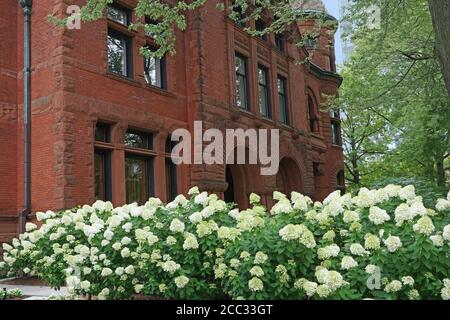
[{"xmin": 0, "ymin": 0, "xmax": 344, "ymax": 242}]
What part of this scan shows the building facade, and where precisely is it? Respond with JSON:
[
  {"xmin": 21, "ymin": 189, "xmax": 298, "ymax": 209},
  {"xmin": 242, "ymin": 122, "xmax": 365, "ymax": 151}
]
[{"xmin": 0, "ymin": 0, "xmax": 344, "ymax": 243}]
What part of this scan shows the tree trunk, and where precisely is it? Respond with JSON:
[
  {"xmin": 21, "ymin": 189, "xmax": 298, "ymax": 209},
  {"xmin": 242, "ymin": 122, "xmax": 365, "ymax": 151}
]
[
  {"xmin": 351, "ymin": 156, "xmax": 361, "ymax": 185},
  {"xmin": 436, "ymin": 156, "xmax": 446, "ymax": 190},
  {"xmin": 428, "ymin": 0, "xmax": 450, "ymax": 98}
]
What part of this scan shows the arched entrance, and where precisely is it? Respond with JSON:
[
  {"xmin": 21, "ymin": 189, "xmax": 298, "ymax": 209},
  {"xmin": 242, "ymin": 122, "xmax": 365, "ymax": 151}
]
[
  {"xmin": 276, "ymin": 157, "xmax": 303, "ymax": 195},
  {"xmin": 224, "ymin": 147, "xmax": 262, "ymax": 208}
]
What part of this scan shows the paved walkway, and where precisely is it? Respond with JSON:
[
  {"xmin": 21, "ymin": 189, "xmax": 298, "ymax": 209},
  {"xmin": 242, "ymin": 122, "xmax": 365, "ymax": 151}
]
[{"xmin": 1, "ymin": 283, "xmax": 68, "ymax": 299}]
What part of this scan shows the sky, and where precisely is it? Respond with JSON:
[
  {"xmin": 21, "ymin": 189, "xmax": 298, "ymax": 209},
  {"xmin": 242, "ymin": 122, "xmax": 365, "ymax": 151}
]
[{"xmin": 322, "ymin": 0, "xmax": 344, "ymax": 65}]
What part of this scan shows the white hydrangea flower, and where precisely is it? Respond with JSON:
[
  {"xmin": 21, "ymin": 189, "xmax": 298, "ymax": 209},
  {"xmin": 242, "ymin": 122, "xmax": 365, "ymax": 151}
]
[
  {"xmin": 249, "ymin": 266, "xmax": 264, "ymax": 277},
  {"xmin": 120, "ymin": 247, "xmax": 131, "ymax": 258},
  {"xmin": 174, "ymin": 275, "xmax": 189, "ymax": 288},
  {"xmin": 384, "ymin": 280, "xmax": 402, "ymax": 293},
  {"xmin": 383, "ymin": 236, "xmax": 402, "ymax": 253},
  {"xmin": 80, "ymin": 280, "xmax": 91, "ymax": 291},
  {"xmin": 341, "ymin": 256, "xmax": 358, "ymax": 270},
  {"xmin": 410, "ymin": 200, "xmax": 427, "ymax": 216},
  {"xmin": 384, "ymin": 184, "xmax": 402, "ymax": 197},
  {"xmin": 122, "ymin": 222, "xmax": 133, "ymax": 233},
  {"xmin": 248, "ymin": 277, "xmax": 264, "ymax": 292},
  {"xmin": 317, "ymin": 244, "xmax": 340, "ymax": 260},
  {"xmin": 125, "ymin": 265, "xmax": 135, "ymax": 275},
  {"xmin": 394, "ymin": 203, "xmax": 414, "ymax": 226},
  {"xmin": 169, "ymin": 218, "xmax": 185, "ymax": 233},
  {"xmin": 430, "ymin": 234, "xmax": 444, "ymax": 247},
  {"xmin": 413, "ymin": 216, "xmax": 435, "ymax": 236},
  {"xmin": 402, "ymin": 276, "xmax": 414, "ymax": 286},
  {"xmin": 194, "ymin": 192, "xmax": 209, "ymax": 206},
  {"xmin": 350, "ymin": 243, "xmax": 369, "ymax": 256},
  {"xmin": 162, "ymin": 260, "xmax": 181, "ymax": 274},
  {"xmin": 121, "ymin": 237, "xmax": 132, "ymax": 245},
  {"xmin": 166, "ymin": 236, "xmax": 177, "ymax": 245},
  {"xmin": 183, "ymin": 234, "xmax": 199, "ymax": 250},
  {"xmin": 343, "ymin": 210, "xmax": 360, "ymax": 224},
  {"xmin": 254, "ymin": 251, "xmax": 268, "ymax": 265},
  {"xmin": 270, "ymin": 198, "xmax": 293, "ymax": 215},
  {"xmin": 364, "ymin": 234, "xmax": 381, "ymax": 250},
  {"xmin": 189, "ymin": 212, "xmax": 203, "ymax": 224},
  {"xmin": 441, "ymin": 279, "xmax": 450, "ymax": 300},
  {"xmin": 249, "ymin": 193, "xmax": 261, "ymax": 205},
  {"xmin": 436, "ymin": 199, "xmax": 450, "ymax": 212},
  {"xmin": 25, "ymin": 223, "xmax": 37, "ymax": 232},
  {"xmin": 443, "ymin": 225, "xmax": 450, "ymax": 242},
  {"xmin": 101, "ymin": 268, "xmax": 113, "ymax": 277},
  {"xmin": 365, "ymin": 264, "xmax": 379, "ymax": 275},
  {"xmin": 188, "ymin": 186, "xmax": 200, "ymax": 196},
  {"xmin": 228, "ymin": 209, "xmax": 239, "ymax": 220},
  {"xmin": 399, "ymin": 185, "xmax": 415, "ymax": 201},
  {"xmin": 303, "ymin": 281, "xmax": 318, "ymax": 297},
  {"xmin": 368, "ymin": 206, "xmax": 390, "ymax": 225}
]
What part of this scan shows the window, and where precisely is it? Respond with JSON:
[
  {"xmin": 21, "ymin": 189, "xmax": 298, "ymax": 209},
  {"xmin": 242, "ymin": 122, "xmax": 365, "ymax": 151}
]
[
  {"xmin": 230, "ymin": 2, "xmax": 247, "ymax": 28},
  {"xmin": 277, "ymin": 76, "xmax": 288, "ymax": 124},
  {"xmin": 95, "ymin": 123, "xmax": 110, "ymax": 143},
  {"xmin": 258, "ymin": 65, "xmax": 271, "ymax": 118},
  {"xmin": 307, "ymin": 95, "xmax": 318, "ymax": 133},
  {"xmin": 94, "ymin": 123, "xmax": 112, "ymax": 201},
  {"xmin": 125, "ymin": 130, "xmax": 152, "ymax": 149},
  {"xmin": 336, "ymin": 170, "xmax": 345, "ymax": 194},
  {"xmin": 107, "ymin": 29, "xmax": 132, "ymax": 77},
  {"xmin": 330, "ymin": 110, "xmax": 341, "ymax": 145},
  {"xmin": 144, "ymin": 46, "xmax": 167, "ymax": 89},
  {"xmin": 165, "ymin": 137, "xmax": 177, "ymax": 202},
  {"xmin": 125, "ymin": 130, "xmax": 154, "ymax": 204},
  {"xmin": 144, "ymin": 19, "xmax": 159, "ymax": 38},
  {"xmin": 235, "ymin": 53, "xmax": 249, "ymax": 110},
  {"xmin": 107, "ymin": 3, "xmax": 131, "ymax": 26},
  {"xmin": 304, "ymin": 35, "xmax": 318, "ymax": 49},
  {"xmin": 275, "ymin": 34, "xmax": 284, "ymax": 52},
  {"xmin": 255, "ymin": 19, "xmax": 268, "ymax": 41}
]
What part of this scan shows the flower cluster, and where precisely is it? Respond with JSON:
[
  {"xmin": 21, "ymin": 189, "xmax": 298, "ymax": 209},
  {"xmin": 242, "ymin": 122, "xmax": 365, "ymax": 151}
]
[{"xmin": 1, "ymin": 184, "xmax": 449, "ymax": 300}]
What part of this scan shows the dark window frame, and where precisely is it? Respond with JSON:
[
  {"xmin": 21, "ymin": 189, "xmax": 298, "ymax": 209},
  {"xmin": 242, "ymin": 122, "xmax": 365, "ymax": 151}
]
[
  {"xmin": 307, "ymin": 94, "xmax": 319, "ymax": 133},
  {"xmin": 277, "ymin": 75, "xmax": 288, "ymax": 125},
  {"xmin": 94, "ymin": 149, "xmax": 112, "ymax": 201},
  {"xmin": 125, "ymin": 129, "xmax": 153, "ymax": 150},
  {"xmin": 94, "ymin": 122, "xmax": 113, "ymax": 202},
  {"xmin": 330, "ymin": 110, "xmax": 341, "ymax": 146},
  {"xmin": 275, "ymin": 33, "xmax": 285, "ymax": 52},
  {"xmin": 125, "ymin": 154, "xmax": 154, "ymax": 204},
  {"xmin": 143, "ymin": 44, "xmax": 167, "ymax": 90},
  {"xmin": 107, "ymin": 28, "xmax": 133, "ymax": 78},
  {"xmin": 107, "ymin": 2, "xmax": 132, "ymax": 26},
  {"xmin": 235, "ymin": 53, "xmax": 250, "ymax": 110},
  {"xmin": 258, "ymin": 64, "xmax": 271, "ymax": 118},
  {"xmin": 255, "ymin": 19, "xmax": 268, "ymax": 42}
]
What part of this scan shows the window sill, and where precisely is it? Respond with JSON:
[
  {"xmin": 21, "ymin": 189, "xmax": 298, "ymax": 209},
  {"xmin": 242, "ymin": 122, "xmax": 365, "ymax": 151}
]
[
  {"xmin": 311, "ymin": 132, "xmax": 324, "ymax": 140},
  {"xmin": 331, "ymin": 144, "xmax": 343, "ymax": 150},
  {"xmin": 145, "ymin": 85, "xmax": 176, "ymax": 98},
  {"xmin": 107, "ymin": 20, "xmax": 137, "ymax": 37},
  {"xmin": 106, "ymin": 72, "xmax": 141, "ymax": 87}
]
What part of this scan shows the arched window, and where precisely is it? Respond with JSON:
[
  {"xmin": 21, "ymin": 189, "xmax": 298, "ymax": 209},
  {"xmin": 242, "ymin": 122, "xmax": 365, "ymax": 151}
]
[
  {"xmin": 307, "ymin": 94, "xmax": 319, "ymax": 133},
  {"xmin": 165, "ymin": 136, "xmax": 177, "ymax": 201}
]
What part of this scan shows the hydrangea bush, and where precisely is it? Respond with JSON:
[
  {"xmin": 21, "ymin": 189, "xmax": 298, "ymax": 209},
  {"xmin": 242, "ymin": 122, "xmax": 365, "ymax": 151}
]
[{"xmin": 1, "ymin": 185, "xmax": 450, "ymax": 300}]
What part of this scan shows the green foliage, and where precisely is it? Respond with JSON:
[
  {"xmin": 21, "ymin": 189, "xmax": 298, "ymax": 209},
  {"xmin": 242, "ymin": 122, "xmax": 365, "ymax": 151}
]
[
  {"xmin": 2, "ymin": 186, "xmax": 450, "ymax": 300},
  {"xmin": 0, "ymin": 288, "xmax": 23, "ymax": 300},
  {"xmin": 49, "ymin": 0, "xmax": 334, "ymax": 59},
  {"xmin": 338, "ymin": 0, "xmax": 450, "ymax": 190}
]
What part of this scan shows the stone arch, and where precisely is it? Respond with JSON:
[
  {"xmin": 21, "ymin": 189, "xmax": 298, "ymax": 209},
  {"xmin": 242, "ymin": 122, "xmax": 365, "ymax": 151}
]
[
  {"xmin": 224, "ymin": 146, "xmax": 262, "ymax": 208},
  {"xmin": 276, "ymin": 157, "xmax": 304, "ymax": 195}
]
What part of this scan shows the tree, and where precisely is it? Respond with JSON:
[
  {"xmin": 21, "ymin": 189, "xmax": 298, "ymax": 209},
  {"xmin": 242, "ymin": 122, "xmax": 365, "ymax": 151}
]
[
  {"xmin": 339, "ymin": 0, "xmax": 450, "ymax": 190},
  {"xmin": 51, "ymin": 0, "xmax": 336, "ymax": 59},
  {"xmin": 428, "ymin": 0, "xmax": 450, "ymax": 98}
]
